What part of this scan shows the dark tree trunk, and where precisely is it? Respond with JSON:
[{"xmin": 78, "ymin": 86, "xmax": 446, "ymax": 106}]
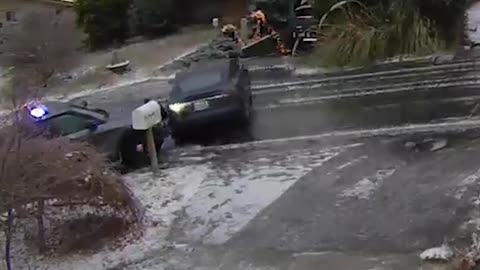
[
  {"xmin": 5, "ymin": 208, "xmax": 13, "ymax": 270},
  {"xmin": 36, "ymin": 200, "xmax": 46, "ymax": 253}
]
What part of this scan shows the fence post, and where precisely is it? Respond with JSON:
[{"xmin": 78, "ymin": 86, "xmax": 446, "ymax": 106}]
[{"xmin": 240, "ymin": 17, "xmax": 248, "ymax": 42}]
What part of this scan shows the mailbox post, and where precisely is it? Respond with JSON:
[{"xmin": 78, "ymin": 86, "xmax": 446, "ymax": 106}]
[
  {"xmin": 212, "ymin": 18, "xmax": 220, "ymax": 35},
  {"xmin": 132, "ymin": 100, "xmax": 163, "ymax": 175}
]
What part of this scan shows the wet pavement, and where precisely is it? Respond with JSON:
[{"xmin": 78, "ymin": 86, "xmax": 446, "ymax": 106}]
[{"xmin": 71, "ymin": 55, "xmax": 480, "ymax": 269}]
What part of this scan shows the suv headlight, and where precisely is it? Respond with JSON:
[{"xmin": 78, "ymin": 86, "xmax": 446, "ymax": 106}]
[{"xmin": 169, "ymin": 103, "xmax": 189, "ymax": 113}]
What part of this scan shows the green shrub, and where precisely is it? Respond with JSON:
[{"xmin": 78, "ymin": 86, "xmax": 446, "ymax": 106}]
[
  {"xmin": 75, "ymin": 0, "xmax": 132, "ymax": 49},
  {"xmin": 129, "ymin": 0, "xmax": 177, "ymax": 37},
  {"xmin": 75, "ymin": 0, "xmax": 182, "ymax": 48}
]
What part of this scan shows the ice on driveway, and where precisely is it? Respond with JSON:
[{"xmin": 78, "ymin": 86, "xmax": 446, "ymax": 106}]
[
  {"xmin": 123, "ymin": 165, "xmax": 211, "ymax": 226},
  {"xmin": 453, "ymin": 168, "xmax": 480, "ymax": 200},
  {"xmin": 171, "ymin": 147, "xmax": 344, "ymax": 245},
  {"xmin": 340, "ymin": 169, "xmax": 396, "ymax": 200}
]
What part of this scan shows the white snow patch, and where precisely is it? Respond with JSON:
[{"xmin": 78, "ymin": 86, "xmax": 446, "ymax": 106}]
[
  {"xmin": 454, "ymin": 168, "xmax": 480, "ymax": 200},
  {"xmin": 123, "ymin": 165, "xmax": 211, "ymax": 225},
  {"xmin": 468, "ymin": 2, "xmax": 480, "ymax": 44},
  {"xmin": 69, "ymin": 65, "xmax": 97, "ymax": 79},
  {"xmin": 462, "ymin": 217, "xmax": 480, "ymax": 231},
  {"xmin": 341, "ymin": 178, "xmax": 377, "ymax": 200},
  {"xmin": 472, "ymin": 195, "xmax": 480, "ymax": 207},
  {"xmin": 293, "ymin": 67, "xmax": 327, "ymax": 76},
  {"xmin": 340, "ymin": 169, "xmax": 396, "ymax": 200},
  {"xmin": 293, "ymin": 251, "xmax": 332, "ymax": 257},
  {"xmin": 248, "ymin": 64, "xmax": 293, "ymax": 72},
  {"xmin": 336, "ymin": 155, "xmax": 368, "ymax": 170},
  {"xmin": 381, "ymin": 54, "xmax": 435, "ymax": 64},
  {"xmin": 56, "ymin": 75, "xmax": 172, "ymax": 103},
  {"xmin": 420, "ymin": 244, "xmax": 454, "ymax": 261}
]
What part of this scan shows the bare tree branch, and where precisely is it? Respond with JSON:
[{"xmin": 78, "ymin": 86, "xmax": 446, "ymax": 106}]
[
  {"xmin": 2, "ymin": 7, "xmax": 80, "ymax": 106},
  {"xmin": 0, "ymin": 6, "xmax": 137, "ymax": 263}
]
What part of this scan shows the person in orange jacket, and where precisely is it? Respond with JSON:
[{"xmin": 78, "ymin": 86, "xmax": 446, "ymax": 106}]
[
  {"xmin": 250, "ymin": 10, "xmax": 268, "ymax": 39},
  {"xmin": 221, "ymin": 24, "xmax": 246, "ymax": 47}
]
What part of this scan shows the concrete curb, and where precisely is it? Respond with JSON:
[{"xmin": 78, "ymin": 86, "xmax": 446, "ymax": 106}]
[{"xmin": 283, "ymin": 53, "xmax": 480, "ymax": 78}]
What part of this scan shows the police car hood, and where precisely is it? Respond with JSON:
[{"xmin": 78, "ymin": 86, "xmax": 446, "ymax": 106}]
[
  {"xmin": 100, "ymin": 99, "xmax": 166, "ymax": 130},
  {"xmin": 101, "ymin": 102, "xmax": 142, "ymax": 130}
]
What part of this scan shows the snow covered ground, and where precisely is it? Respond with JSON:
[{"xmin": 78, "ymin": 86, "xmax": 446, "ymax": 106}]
[
  {"xmin": 468, "ymin": 3, "xmax": 480, "ymax": 44},
  {"xmin": 0, "ymin": 142, "xmax": 359, "ymax": 270}
]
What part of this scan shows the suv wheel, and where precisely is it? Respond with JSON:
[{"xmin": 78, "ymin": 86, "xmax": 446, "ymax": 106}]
[
  {"xmin": 172, "ymin": 132, "xmax": 187, "ymax": 145},
  {"xmin": 240, "ymin": 96, "xmax": 253, "ymax": 125}
]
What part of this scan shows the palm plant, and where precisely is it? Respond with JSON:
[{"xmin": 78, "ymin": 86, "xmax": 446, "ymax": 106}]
[{"xmin": 312, "ymin": 0, "xmax": 464, "ymax": 66}]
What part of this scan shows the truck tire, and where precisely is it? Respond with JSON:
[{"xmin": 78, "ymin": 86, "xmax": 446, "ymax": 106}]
[{"xmin": 239, "ymin": 95, "xmax": 253, "ymax": 126}]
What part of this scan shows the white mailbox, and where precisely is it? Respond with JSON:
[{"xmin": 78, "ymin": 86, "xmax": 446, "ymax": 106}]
[
  {"xmin": 132, "ymin": 100, "xmax": 162, "ymax": 130},
  {"xmin": 212, "ymin": 18, "xmax": 219, "ymax": 28}
]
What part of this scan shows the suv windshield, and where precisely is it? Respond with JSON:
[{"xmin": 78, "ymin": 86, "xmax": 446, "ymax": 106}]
[
  {"xmin": 178, "ymin": 71, "xmax": 223, "ymax": 92},
  {"xmin": 170, "ymin": 71, "xmax": 224, "ymax": 102}
]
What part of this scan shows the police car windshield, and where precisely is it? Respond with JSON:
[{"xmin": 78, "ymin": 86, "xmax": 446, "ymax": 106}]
[{"xmin": 44, "ymin": 112, "xmax": 102, "ymax": 136}]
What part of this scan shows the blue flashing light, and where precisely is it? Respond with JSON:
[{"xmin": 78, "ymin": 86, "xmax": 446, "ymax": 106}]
[{"xmin": 29, "ymin": 105, "xmax": 48, "ymax": 118}]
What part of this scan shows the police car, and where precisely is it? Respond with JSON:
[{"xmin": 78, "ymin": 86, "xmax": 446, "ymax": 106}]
[{"xmin": 22, "ymin": 101, "xmax": 167, "ymax": 169}]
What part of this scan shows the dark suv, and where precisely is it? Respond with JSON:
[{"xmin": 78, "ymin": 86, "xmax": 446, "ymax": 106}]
[{"xmin": 166, "ymin": 58, "xmax": 252, "ymax": 141}]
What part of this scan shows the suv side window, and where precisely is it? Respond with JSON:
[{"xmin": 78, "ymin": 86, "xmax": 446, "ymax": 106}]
[{"xmin": 45, "ymin": 113, "xmax": 96, "ymax": 136}]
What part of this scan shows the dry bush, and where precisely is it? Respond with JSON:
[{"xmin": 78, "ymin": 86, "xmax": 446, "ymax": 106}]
[
  {"xmin": 52, "ymin": 215, "xmax": 130, "ymax": 253},
  {"xmin": 2, "ymin": 135, "xmax": 131, "ymax": 208},
  {"xmin": 0, "ymin": 122, "xmax": 141, "ymax": 262},
  {"xmin": 450, "ymin": 233, "xmax": 480, "ymax": 270},
  {"xmin": 0, "ymin": 7, "xmax": 127, "ymax": 270}
]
